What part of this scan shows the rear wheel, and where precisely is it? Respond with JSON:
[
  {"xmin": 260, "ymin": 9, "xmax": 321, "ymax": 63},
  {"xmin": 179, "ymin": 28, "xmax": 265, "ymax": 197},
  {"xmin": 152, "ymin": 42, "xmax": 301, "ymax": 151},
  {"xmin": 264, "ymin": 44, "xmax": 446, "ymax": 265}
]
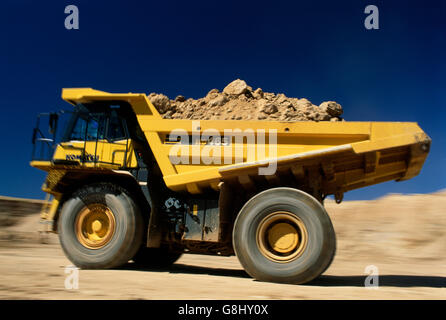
[
  {"xmin": 233, "ymin": 187, "xmax": 336, "ymax": 284},
  {"xmin": 58, "ymin": 183, "xmax": 143, "ymax": 269}
]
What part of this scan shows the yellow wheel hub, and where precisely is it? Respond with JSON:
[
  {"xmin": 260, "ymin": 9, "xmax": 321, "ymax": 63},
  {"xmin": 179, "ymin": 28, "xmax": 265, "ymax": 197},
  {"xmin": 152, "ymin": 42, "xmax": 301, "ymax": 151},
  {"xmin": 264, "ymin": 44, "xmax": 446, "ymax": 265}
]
[
  {"xmin": 268, "ymin": 222, "xmax": 299, "ymax": 253},
  {"xmin": 75, "ymin": 204, "xmax": 116, "ymax": 249},
  {"xmin": 257, "ymin": 211, "xmax": 308, "ymax": 263}
]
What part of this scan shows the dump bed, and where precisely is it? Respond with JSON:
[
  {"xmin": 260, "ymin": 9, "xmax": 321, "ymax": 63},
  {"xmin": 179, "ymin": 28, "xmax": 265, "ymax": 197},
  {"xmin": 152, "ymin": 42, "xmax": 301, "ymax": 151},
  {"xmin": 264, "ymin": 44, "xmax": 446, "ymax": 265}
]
[
  {"xmin": 61, "ymin": 88, "xmax": 431, "ymax": 196},
  {"xmin": 142, "ymin": 119, "xmax": 431, "ymax": 196}
]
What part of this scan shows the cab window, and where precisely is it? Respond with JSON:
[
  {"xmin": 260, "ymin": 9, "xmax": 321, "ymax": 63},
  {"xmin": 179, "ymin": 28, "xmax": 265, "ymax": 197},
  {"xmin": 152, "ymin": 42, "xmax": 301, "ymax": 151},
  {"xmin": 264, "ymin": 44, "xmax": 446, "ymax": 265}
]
[
  {"xmin": 69, "ymin": 115, "xmax": 105, "ymax": 141},
  {"xmin": 107, "ymin": 112, "xmax": 126, "ymax": 141}
]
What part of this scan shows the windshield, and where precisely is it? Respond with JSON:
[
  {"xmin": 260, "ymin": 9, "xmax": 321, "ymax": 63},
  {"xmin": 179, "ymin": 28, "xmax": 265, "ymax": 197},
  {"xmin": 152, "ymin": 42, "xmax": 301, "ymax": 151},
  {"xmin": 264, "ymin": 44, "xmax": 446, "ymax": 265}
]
[
  {"xmin": 69, "ymin": 114, "xmax": 105, "ymax": 141},
  {"xmin": 62, "ymin": 104, "xmax": 126, "ymax": 142}
]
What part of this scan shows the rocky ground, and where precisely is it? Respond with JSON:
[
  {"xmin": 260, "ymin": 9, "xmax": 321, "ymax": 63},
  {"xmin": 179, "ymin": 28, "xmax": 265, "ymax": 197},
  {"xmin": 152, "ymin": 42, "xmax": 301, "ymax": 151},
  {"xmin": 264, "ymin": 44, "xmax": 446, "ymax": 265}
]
[
  {"xmin": 0, "ymin": 192, "xmax": 444, "ymax": 300},
  {"xmin": 148, "ymin": 79, "xmax": 344, "ymax": 122}
]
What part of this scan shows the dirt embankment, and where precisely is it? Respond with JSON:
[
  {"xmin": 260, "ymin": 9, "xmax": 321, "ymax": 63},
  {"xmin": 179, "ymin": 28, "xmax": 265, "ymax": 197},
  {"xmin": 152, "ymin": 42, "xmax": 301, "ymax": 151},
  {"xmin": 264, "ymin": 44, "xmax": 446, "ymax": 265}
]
[
  {"xmin": 148, "ymin": 79, "xmax": 344, "ymax": 122},
  {"xmin": 0, "ymin": 196, "xmax": 47, "ymax": 242},
  {"xmin": 0, "ymin": 191, "xmax": 444, "ymax": 299}
]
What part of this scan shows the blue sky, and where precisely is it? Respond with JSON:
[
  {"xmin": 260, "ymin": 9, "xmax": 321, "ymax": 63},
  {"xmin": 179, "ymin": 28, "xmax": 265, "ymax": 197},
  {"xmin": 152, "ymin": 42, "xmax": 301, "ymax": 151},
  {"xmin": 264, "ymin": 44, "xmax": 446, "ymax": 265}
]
[{"xmin": 0, "ymin": 0, "xmax": 445, "ymax": 200}]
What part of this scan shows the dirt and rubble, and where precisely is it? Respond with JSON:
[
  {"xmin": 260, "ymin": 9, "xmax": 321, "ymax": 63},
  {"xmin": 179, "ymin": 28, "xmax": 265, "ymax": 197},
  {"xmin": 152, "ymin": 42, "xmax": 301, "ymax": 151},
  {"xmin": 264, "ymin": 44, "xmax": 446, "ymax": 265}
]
[
  {"xmin": 0, "ymin": 191, "xmax": 445, "ymax": 300},
  {"xmin": 148, "ymin": 79, "xmax": 344, "ymax": 122}
]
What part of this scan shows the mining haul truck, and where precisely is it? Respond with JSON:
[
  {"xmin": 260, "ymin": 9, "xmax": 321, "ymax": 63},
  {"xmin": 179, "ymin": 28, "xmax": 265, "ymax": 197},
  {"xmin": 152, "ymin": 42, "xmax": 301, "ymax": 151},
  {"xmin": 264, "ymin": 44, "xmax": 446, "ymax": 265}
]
[{"xmin": 30, "ymin": 88, "xmax": 431, "ymax": 284}]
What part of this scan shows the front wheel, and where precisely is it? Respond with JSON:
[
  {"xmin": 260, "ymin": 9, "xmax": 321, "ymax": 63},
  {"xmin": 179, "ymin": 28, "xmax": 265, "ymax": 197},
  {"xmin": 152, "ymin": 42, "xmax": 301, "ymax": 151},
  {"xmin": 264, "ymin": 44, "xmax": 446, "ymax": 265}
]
[
  {"xmin": 233, "ymin": 187, "xmax": 336, "ymax": 284},
  {"xmin": 58, "ymin": 183, "xmax": 143, "ymax": 269}
]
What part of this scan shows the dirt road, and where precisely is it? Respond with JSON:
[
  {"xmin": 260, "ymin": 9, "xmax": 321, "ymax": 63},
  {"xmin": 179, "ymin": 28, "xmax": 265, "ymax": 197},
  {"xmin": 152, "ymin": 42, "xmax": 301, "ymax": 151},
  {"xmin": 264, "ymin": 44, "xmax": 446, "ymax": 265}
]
[{"xmin": 0, "ymin": 192, "xmax": 444, "ymax": 299}]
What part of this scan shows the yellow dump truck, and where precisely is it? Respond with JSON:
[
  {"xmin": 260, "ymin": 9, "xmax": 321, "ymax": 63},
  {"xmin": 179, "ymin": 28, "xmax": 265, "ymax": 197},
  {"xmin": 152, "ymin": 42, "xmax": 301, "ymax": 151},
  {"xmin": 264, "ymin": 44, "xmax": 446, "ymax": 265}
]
[{"xmin": 30, "ymin": 88, "xmax": 431, "ymax": 284}]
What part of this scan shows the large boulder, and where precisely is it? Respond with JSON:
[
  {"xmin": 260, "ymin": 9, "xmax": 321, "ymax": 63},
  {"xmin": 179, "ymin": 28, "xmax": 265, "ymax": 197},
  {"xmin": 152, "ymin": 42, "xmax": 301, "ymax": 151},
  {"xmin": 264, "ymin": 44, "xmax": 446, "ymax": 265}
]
[
  {"xmin": 223, "ymin": 79, "xmax": 249, "ymax": 96},
  {"xmin": 320, "ymin": 101, "xmax": 343, "ymax": 117},
  {"xmin": 148, "ymin": 93, "xmax": 171, "ymax": 114}
]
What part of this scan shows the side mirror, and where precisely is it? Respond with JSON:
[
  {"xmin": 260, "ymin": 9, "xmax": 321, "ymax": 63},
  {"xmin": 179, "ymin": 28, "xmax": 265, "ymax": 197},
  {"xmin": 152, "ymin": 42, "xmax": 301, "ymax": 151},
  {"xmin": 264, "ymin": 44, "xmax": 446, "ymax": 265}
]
[{"xmin": 49, "ymin": 113, "xmax": 59, "ymax": 135}]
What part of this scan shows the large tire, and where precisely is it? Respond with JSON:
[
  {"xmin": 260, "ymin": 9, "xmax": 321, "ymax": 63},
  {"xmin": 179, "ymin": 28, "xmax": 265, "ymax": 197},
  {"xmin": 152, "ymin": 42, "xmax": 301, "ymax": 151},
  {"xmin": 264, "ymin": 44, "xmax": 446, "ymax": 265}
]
[
  {"xmin": 132, "ymin": 246, "xmax": 183, "ymax": 268},
  {"xmin": 233, "ymin": 187, "xmax": 336, "ymax": 284},
  {"xmin": 58, "ymin": 183, "xmax": 143, "ymax": 269}
]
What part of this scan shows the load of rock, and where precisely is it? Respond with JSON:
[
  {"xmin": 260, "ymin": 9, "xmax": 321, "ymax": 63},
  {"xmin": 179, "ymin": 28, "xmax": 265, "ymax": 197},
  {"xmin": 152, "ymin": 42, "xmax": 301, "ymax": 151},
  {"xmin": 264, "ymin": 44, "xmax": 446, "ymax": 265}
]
[{"xmin": 148, "ymin": 79, "xmax": 343, "ymax": 122}]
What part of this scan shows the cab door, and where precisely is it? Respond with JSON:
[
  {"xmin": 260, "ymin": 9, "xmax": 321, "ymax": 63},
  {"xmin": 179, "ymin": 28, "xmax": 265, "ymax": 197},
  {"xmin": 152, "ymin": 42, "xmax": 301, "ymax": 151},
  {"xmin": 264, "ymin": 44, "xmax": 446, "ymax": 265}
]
[
  {"xmin": 55, "ymin": 113, "xmax": 107, "ymax": 166},
  {"xmin": 101, "ymin": 110, "xmax": 133, "ymax": 168}
]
